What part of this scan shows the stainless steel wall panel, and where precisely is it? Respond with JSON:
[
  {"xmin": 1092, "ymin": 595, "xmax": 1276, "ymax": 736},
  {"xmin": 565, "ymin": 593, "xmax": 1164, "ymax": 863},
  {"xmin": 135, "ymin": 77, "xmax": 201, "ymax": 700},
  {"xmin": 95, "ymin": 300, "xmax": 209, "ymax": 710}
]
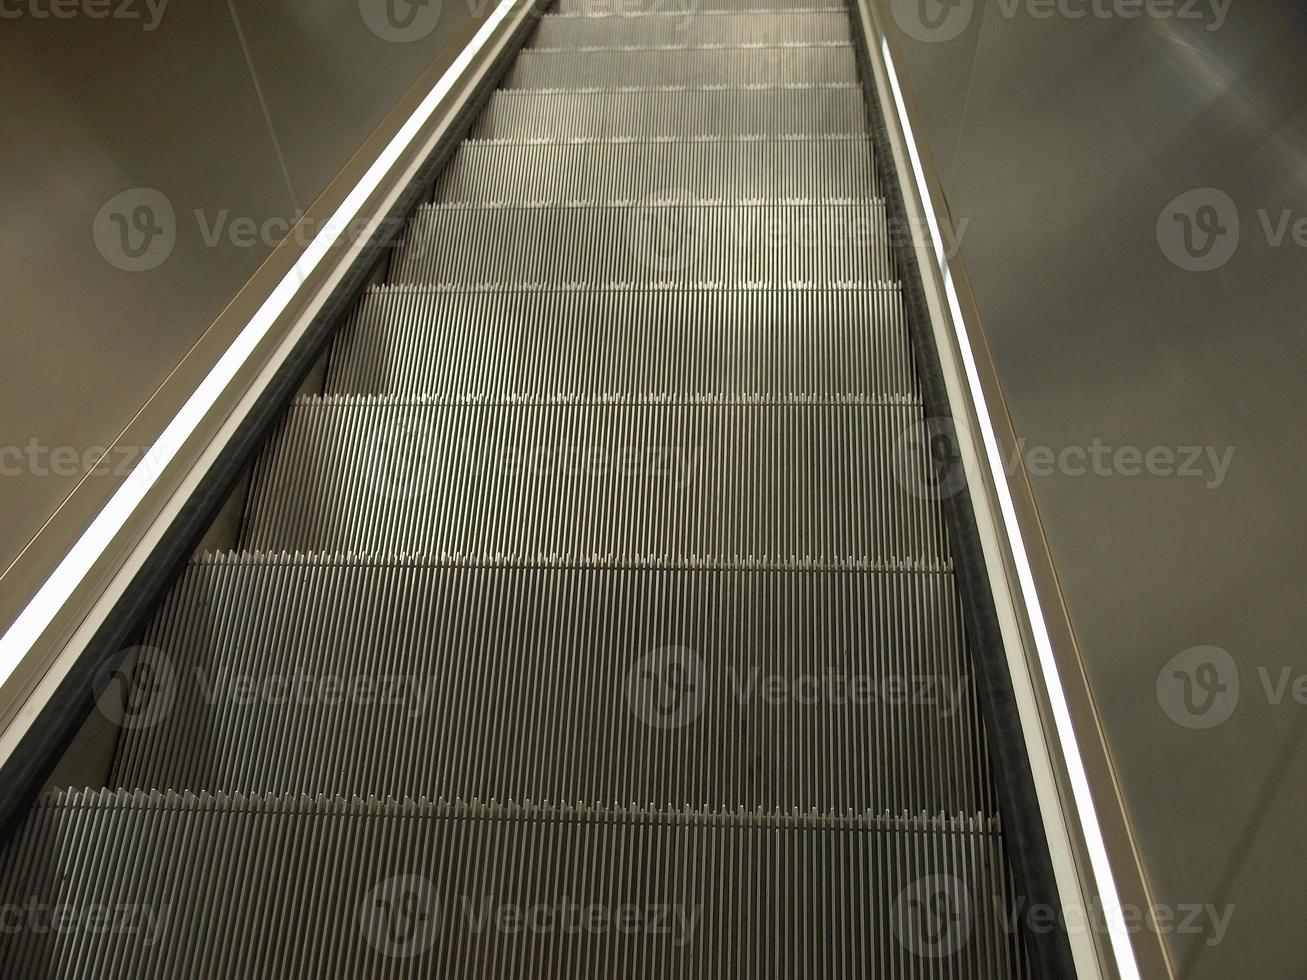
[
  {"xmin": 0, "ymin": 0, "xmax": 484, "ymax": 606},
  {"xmin": 886, "ymin": 3, "xmax": 1307, "ymax": 975}
]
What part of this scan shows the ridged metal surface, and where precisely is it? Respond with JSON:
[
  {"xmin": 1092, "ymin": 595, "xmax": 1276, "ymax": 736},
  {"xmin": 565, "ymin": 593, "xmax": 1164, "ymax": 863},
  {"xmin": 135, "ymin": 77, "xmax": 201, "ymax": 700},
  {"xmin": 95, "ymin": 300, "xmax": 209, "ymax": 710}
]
[
  {"xmin": 392, "ymin": 203, "xmax": 893, "ymax": 284},
  {"xmin": 325, "ymin": 285, "xmax": 917, "ymax": 397},
  {"xmin": 241, "ymin": 396, "xmax": 950, "ymax": 562},
  {"xmin": 109, "ymin": 555, "xmax": 992, "ymax": 814},
  {"xmin": 0, "ymin": 791, "xmax": 1028, "ymax": 979},
  {"xmin": 531, "ymin": 10, "xmax": 851, "ymax": 47},
  {"xmin": 505, "ymin": 45, "xmax": 858, "ymax": 88},
  {"xmin": 469, "ymin": 85, "xmax": 868, "ymax": 139},
  {"xmin": 434, "ymin": 137, "xmax": 875, "ymax": 204}
]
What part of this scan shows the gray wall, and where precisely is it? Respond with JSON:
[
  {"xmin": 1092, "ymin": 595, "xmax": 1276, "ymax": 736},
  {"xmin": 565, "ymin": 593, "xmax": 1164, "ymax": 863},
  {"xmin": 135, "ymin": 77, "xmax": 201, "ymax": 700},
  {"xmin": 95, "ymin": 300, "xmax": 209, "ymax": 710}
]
[
  {"xmin": 886, "ymin": 1, "xmax": 1307, "ymax": 976},
  {"xmin": 0, "ymin": 0, "xmax": 484, "ymax": 594}
]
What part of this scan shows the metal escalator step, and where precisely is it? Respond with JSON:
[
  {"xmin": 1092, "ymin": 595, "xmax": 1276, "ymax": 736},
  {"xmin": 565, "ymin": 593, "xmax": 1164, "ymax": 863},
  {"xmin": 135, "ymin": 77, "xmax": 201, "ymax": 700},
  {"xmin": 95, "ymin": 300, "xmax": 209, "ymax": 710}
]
[
  {"xmin": 504, "ymin": 44, "xmax": 857, "ymax": 88},
  {"xmin": 530, "ymin": 10, "xmax": 852, "ymax": 47},
  {"xmin": 324, "ymin": 285, "xmax": 916, "ymax": 397},
  {"xmin": 391, "ymin": 202, "xmax": 893, "ymax": 284},
  {"xmin": 0, "ymin": 790, "xmax": 1029, "ymax": 979},
  {"xmin": 469, "ymin": 85, "xmax": 868, "ymax": 139},
  {"xmin": 240, "ymin": 396, "xmax": 950, "ymax": 562},
  {"xmin": 433, "ymin": 137, "xmax": 876, "ymax": 204},
  {"xmin": 109, "ymin": 555, "xmax": 992, "ymax": 815}
]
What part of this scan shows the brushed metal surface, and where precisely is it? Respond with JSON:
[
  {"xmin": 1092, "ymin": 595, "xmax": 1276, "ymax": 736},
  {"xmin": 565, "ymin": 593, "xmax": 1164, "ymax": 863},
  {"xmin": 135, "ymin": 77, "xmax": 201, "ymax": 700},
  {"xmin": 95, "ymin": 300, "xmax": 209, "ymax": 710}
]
[
  {"xmin": 887, "ymin": 3, "xmax": 1307, "ymax": 977},
  {"xmin": 0, "ymin": 0, "xmax": 477, "ymax": 605}
]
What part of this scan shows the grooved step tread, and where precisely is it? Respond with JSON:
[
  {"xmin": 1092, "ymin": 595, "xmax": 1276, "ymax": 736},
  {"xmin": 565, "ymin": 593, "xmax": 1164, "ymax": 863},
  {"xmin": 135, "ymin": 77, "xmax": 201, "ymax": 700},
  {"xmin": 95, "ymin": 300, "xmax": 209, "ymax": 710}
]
[
  {"xmin": 532, "ymin": 10, "xmax": 851, "ymax": 47},
  {"xmin": 325, "ymin": 284, "xmax": 916, "ymax": 397},
  {"xmin": 505, "ymin": 45, "xmax": 858, "ymax": 88},
  {"xmin": 433, "ymin": 137, "xmax": 877, "ymax": 204},
  {"xmin": 240, "ymin": 397, "xmax": 952, "ymax": 563},
  {"xmin": 110, "ymin": 557, "xmax": 993, "ymax": 814},
  {"xmin": 0, "ymin": 790, "xmax": 1029, "ymax": 979},
  {"xmin": 392, "ymin": 201, "xmax": 895, "ymax": 284},
  {"xmin": 469, "ymin": 86, "xmax": 868, "ymax": 139}
]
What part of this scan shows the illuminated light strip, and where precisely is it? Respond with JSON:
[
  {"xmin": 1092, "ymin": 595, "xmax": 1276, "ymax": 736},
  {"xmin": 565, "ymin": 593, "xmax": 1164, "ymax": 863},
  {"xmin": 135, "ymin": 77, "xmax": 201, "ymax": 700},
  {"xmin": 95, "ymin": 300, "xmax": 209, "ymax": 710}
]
[
  {"xmin": 879, "ymin": 36, "xmax": 1142, "ymax": 980},
  {"xmin": 0, "ymin": 1, "xmax": 518, "ymax": 690}
]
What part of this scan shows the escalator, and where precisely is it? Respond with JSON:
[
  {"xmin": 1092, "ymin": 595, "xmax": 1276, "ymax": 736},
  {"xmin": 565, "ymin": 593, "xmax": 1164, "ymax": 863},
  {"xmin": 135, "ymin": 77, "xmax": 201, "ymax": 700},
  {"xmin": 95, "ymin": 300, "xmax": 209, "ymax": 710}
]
[{"xmin": 1, "ymin": 2, "xmax": 1042, "ymax": 976}]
